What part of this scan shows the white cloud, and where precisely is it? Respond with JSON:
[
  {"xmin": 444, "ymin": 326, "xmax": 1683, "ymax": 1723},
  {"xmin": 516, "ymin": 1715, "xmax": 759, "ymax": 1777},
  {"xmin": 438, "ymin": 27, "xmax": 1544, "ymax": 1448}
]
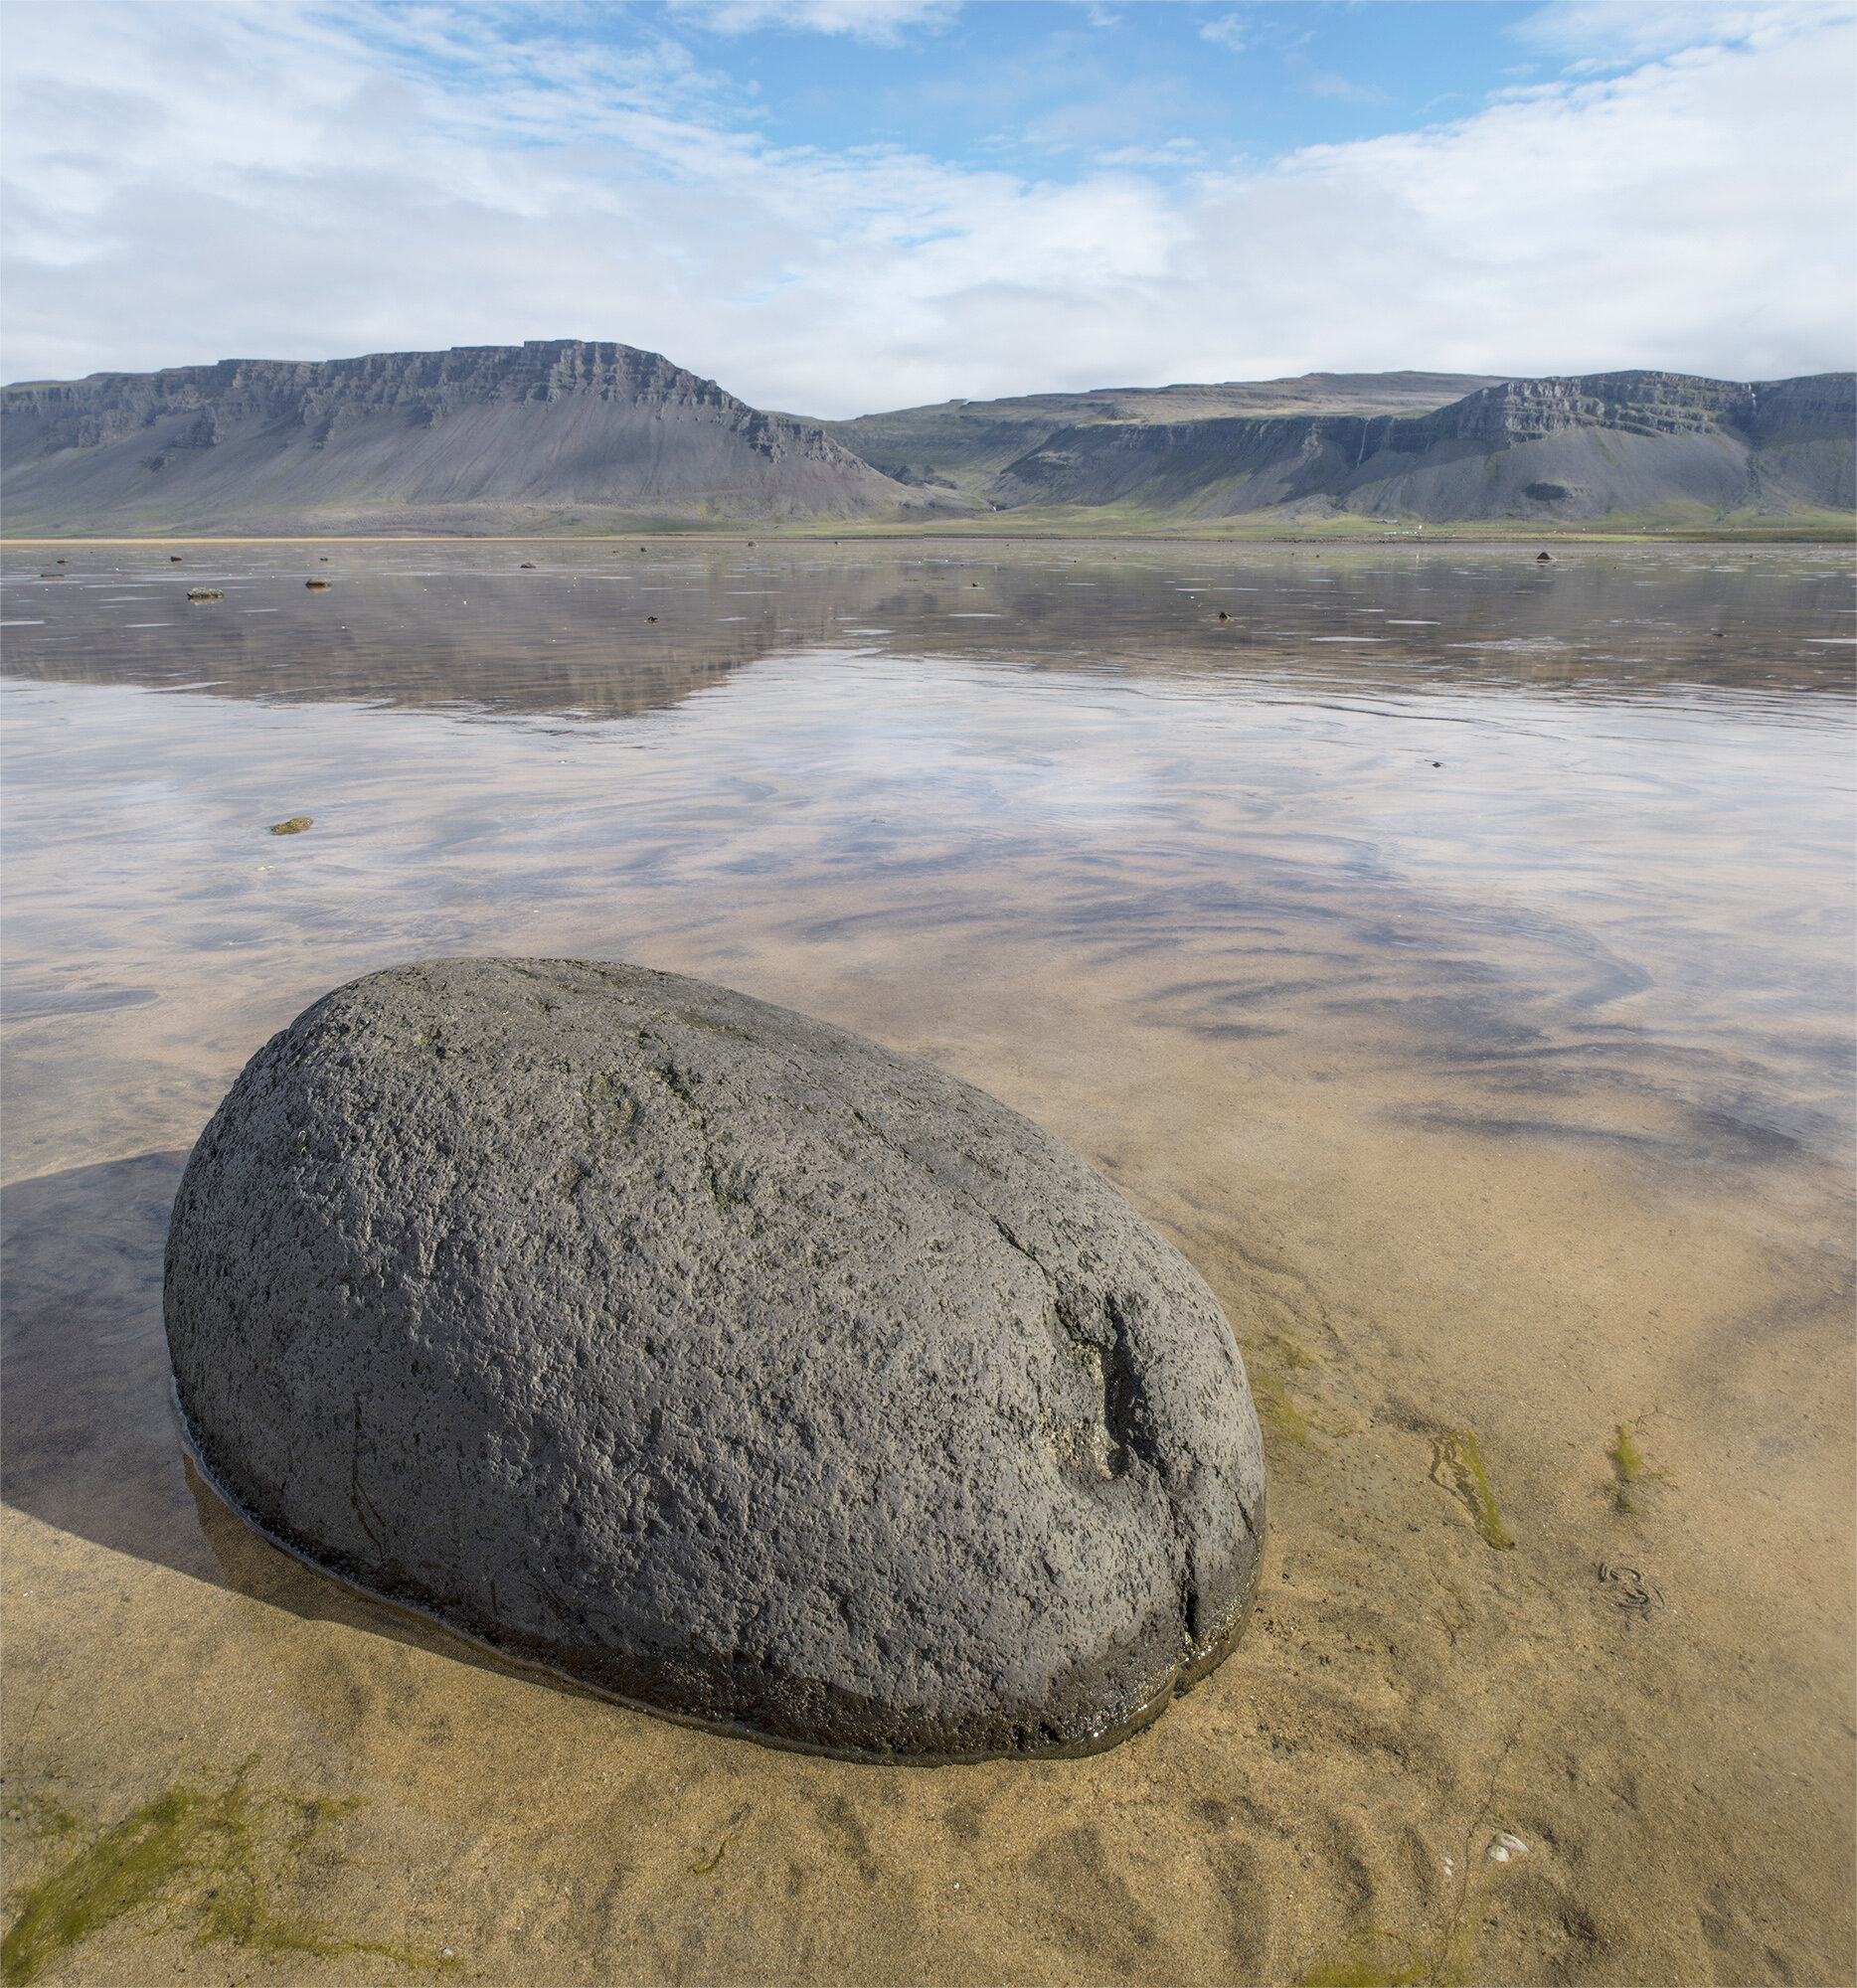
[
  {"xmin": 1516, "ymin": 0, "xmax": 1855, "ymax": 64},
  {"xmin": 668, "ymin": 0, "xmax": 959, "ymax": 41},
  {"xmin": 1, "ymin": 1, "xmax": 1850, "ymax": 414},
  {"xmin": 1199, "ymin": 13, "xmax": 1249, "ymax": 53}
]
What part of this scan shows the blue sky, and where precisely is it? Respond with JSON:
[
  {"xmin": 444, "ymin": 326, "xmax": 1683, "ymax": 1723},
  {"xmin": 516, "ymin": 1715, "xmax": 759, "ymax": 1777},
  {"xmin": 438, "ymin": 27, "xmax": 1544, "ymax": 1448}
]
[
  {"xmin": 511, "ymin": 3, "xmax": 1551, "ymax": 166},
  {"xmin": 3, "ymin": 1, "xmax": 1853, "ymax": 414}
]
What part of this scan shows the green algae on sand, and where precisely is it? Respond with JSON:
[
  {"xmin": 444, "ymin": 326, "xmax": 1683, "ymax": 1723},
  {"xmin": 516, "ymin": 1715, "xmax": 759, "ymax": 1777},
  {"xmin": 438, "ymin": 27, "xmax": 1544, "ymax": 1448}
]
[
  {"xmin": 1433, "ymin": 1428, "xmax": 1515, "ymax": 1551},
  {"xmin": 0, "ymin": 1761, "xmax": 435, "ymax": 1986},
  {"xmin": 1253, "ymin": 1369, "xmax": 1313, "ymax": 1446},
  {"xmin": 1607, "ymin": 1418, "xmax": 1676, "ymax": 1513},
  {"xmin": 1608, "ymin": 1423, "xmax": 1647, "ymax": 1484}
]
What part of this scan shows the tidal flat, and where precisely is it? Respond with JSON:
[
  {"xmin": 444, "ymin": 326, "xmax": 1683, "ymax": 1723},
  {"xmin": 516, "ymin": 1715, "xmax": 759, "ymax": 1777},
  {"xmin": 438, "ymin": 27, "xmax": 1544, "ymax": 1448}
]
[{"xmin": 2, "ymin": 538, "xmax": 1852, "ymax": 1985}]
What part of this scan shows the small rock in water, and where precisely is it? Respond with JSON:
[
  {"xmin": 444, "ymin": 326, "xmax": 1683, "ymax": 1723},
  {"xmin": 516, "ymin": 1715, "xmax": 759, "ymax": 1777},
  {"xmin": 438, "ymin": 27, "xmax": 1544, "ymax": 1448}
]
[
  {"xmin": 305, "ymin": 579, "xmax": 333, "ymax": 589},
  {"xmin": 1537, "ymin": 552, "xmax": 1553, "ymax": 563},
  {"xmin": 186, "ymin": 587, "xmax": 224, "ymax": 601},
  {"xmin": 520, "ymin": 562, "xmax": 537, "ymax": 569},
  {"xmin": 267, "ymin": 815, "xmax": 313, "ymax": 835},
  {"xmin": 164, "ymin": 958, "xmax": 1266, "ymax": 1761},
  {"xmin": 170, "ymin": 555, "xmax": 184, "ymax": 563}
]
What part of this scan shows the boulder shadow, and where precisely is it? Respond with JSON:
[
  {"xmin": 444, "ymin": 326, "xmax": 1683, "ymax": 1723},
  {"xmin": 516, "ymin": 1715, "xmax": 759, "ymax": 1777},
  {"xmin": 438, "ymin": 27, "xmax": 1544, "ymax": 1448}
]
[{"xmin": 1, "ymin": 1150, "xmax": 601, "ymax": 1707}]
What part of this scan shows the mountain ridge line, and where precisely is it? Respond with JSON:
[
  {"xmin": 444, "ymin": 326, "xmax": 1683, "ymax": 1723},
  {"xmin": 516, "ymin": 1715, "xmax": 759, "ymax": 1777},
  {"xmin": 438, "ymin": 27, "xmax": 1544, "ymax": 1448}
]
[{"xmin": 4, "ymin": 338, "xmax": 1850, "ymax": 537}]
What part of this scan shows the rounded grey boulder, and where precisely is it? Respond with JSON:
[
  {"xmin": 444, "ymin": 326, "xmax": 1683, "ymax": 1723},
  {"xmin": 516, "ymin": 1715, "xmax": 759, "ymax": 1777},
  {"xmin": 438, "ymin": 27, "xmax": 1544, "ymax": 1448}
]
[{"xmin": 165, "ymin": 958, "xmax": 1266, "ymax": 1761}]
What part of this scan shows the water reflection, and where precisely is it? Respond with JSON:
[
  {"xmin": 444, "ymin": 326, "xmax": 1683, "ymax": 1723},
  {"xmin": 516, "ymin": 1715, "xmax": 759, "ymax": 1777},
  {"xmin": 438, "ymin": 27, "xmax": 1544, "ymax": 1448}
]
[
  {"xmin": 4, "ymin": 540, "xmax": 1852, "ymax": 719},
  {"xmin": 1, "ymin": 539, "xmax": 1852, "ymax": 1987}
]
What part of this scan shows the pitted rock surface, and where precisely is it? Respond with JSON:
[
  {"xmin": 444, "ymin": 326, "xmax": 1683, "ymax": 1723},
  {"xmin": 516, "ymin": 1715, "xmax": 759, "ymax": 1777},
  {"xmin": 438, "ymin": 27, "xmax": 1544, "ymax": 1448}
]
[{"xmin": 164, "ymin": 958, "xmax": 1266, "ymax": 1760}]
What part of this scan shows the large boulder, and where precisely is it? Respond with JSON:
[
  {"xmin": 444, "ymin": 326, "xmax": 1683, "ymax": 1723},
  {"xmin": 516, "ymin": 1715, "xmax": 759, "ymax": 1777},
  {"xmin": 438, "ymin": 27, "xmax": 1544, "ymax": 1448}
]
[{"xmin": 164, "ymin": 959, "xmax": 1265, "ymax": 1760}]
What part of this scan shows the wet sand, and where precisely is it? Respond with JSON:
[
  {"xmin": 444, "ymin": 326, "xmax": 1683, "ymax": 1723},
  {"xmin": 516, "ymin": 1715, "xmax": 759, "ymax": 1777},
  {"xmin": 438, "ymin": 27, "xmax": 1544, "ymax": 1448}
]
[{"xmin": 2, "ymin": 541, "xmax": 1852, "ymax": 1985}]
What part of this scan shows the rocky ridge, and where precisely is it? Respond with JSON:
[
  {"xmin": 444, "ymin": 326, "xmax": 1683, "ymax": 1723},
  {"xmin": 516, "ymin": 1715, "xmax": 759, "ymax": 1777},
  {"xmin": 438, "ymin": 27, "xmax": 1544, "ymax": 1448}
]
[
  {"xmin": 3, "ymin": 344, "xmax": 1850, "ymax": 533},
  {"xmin": 985, "ymin": 371, "xmax": 1856, "ymax": 523},
  {"xmin": 1, "ymin": 340, "xmax": 923, "ymax": 535}
]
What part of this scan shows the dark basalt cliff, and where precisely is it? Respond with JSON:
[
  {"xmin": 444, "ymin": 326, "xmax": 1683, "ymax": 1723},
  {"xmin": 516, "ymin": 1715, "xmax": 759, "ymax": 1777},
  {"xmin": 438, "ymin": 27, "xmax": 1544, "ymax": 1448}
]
[
  {"xmin": 1, "ymin": 340, "xmax": 927, "ymax": 536},
  {"xmin": 799, "ymin": 371, "xmax": 1509, "ymax": 497},
  {"xmin": 987, "ymin": 370, "xmax": 1856, "ymax": 523},
  {"xmin": 4, "ymin": 348, "xmax": 1849, "ymax": 534}
]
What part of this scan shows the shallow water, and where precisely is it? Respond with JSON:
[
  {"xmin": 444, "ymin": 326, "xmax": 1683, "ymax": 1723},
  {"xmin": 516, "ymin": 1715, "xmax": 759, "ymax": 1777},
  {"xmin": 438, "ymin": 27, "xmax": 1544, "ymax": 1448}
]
[{"xmin": 2, "ymin": 538, "xmax": 1852, "ymax": 1985}]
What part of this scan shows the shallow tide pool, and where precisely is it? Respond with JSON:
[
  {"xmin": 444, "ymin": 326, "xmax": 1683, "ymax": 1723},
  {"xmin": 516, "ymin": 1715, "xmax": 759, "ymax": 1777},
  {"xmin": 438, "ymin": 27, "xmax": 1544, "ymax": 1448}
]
[{"xmin": 3, "ymin": 538, "xmax": 1853, "ymax": 1985}]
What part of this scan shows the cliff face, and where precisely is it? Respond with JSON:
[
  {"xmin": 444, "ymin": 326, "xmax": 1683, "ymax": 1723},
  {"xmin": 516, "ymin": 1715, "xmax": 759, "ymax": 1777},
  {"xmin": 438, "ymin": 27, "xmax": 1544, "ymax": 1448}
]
[
  {"xmin": 0, "ymin": 341, "xmax": 927, "ymax": 535},
  {"xmin": 5, "ymin": 349, "xmax": 1849, "ymax": 534},
  {"xmin": 988, "ymin": 371, "xmax": 1855, "ymax": 522},
  {"xmin": 801, "ymin": 372, "xmax": 1507, "ymax": 500}
]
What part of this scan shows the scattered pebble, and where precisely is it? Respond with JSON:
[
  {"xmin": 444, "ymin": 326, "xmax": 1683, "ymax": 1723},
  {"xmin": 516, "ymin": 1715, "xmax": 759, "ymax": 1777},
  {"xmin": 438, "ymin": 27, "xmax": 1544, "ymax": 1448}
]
[
  {"xmin": 186, "ymin": 587, "xmax": 224, "ymax": 602},
  {"xmin": 306, "ymin": 579, "xmax": 333, "ymax": 589},
  {"xmin": 520, "ymin": 562, "xmax": 537, "ymax": 569},
  {"xmin": 268, "ymin": 816, "xmax": 313, "ymax": 836}
]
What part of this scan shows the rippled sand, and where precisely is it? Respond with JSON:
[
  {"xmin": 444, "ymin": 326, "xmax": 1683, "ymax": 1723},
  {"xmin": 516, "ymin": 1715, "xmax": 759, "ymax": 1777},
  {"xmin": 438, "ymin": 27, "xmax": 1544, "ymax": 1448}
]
[{"xmin": 3, "ymin": 540, "xmax": 1852, "ymax": 1985}]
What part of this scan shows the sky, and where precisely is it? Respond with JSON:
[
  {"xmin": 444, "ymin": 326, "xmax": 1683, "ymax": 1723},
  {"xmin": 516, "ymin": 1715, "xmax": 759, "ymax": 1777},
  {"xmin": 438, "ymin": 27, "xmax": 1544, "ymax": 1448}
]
[{"xmin": 2, "ymin": 0, "xmax": 1853, "ymax": 416}]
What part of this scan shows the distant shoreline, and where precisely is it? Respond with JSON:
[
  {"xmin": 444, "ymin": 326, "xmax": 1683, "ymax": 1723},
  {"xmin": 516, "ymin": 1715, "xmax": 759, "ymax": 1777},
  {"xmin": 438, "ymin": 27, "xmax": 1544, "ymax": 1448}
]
[{"xmin": 7, "ymin": 524, "xmax": 1852, "ymax": 547}]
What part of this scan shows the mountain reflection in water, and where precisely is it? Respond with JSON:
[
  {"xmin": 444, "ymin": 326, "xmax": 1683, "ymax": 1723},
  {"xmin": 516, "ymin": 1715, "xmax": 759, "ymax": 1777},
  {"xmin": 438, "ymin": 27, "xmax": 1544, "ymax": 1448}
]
[
  {"xmin": 3, "ymin": 538, "xmax": 1850, "ymax": 719},
  {"xmin": 2, "ymin": 538, "xmax": 1852, "ymax": 1988}
]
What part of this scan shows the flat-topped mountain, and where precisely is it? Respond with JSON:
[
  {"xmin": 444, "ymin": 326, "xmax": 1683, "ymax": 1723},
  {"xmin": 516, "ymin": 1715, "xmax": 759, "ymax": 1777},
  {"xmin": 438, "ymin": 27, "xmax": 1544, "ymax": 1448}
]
[
  {"xmin": 0, "ymin": 340, "xmax": 922, "ymax": 537},
  {"xmin": 793, "ymin": 371, "xmax": 1509, "ymax": 495},
  {"xmin": 986, "ymin": 370, "xmax": 1856, "ymax": 525},
  {"xmin": 3, "ymin": 345, "xmax": 1850, "ymax": 535}
]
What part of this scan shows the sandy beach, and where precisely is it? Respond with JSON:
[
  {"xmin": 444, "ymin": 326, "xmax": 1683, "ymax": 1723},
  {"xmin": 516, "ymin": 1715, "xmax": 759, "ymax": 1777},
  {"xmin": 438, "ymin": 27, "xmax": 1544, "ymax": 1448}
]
[{"xmin": 3, "ymin": 540, "xmax": 1851, "ymax": 1985}]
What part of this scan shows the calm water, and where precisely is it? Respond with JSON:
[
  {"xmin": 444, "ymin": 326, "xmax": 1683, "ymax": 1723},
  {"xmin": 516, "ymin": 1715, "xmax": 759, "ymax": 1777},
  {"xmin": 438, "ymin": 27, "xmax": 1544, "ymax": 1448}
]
[{"xmin": 3, "ymin": 539, "xmax": 1853, "ymax": 1986}]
